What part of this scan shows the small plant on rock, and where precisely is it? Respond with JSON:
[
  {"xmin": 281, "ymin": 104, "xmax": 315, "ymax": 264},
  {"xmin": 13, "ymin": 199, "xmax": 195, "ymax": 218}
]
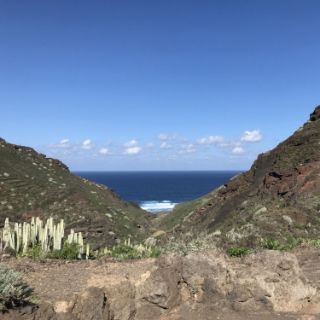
[{"xmin": 227, "ymin": 247, "xmax": 251, "ymax": 257}]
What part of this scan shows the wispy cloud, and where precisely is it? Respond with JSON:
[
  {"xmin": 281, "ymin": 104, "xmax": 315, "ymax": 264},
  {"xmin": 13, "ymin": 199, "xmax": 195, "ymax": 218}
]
[
  {"xmin": 51, "ymin": 139, "xmax": 72, "ymax": 150},
  {"xmin": 81, "ymin": 139, "xmax": 93, "ymax": 150},
  {"xmin": 59, "ymin": 139, "xmax": 70, "ymax": 147},
  {"xmin": 160, "ymin": 142, "xmax": 171, "ymax": 149},
  {"xmin": 158, "ymin": 133, "xmax": 176, "ymax": 141},
  {"xmin": 45, "ymin": 128, "xmax": 262, "ymax": 165},
  {"xmin": 124, "ymin": 146, "xmax": 142, "ymax": 155},
  {"xmin": 179, "ymin": 143, "xmax": 196, "ymax": 154},
  {"xmin": 197, "ymin": 135, "xmax": 225, "ymax": 145},
  {"xmin": 232, "ymin": 146, "xmax": 245, "ymax": 154},
  {"xmin": 241, "ymin": 130, "xmax": 262, "ymax": 142},
  {"xmin": 124, "ymin": 139, "xmax": 138, "ymax": 147},
  {"xmin": 99, "ymin": 147, "xmax": 109, "ymax": 155}
]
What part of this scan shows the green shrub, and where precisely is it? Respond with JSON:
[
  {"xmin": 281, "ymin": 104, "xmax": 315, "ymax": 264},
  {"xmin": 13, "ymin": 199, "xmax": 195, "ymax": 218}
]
[
  {"xmin": 261, "ymin": 237, "xmax": 302, "ymax": 251},
  {"xmin": 261, "ymin": 239, "xmax": 282, "ymax": 250},
  {"xmin": 23, "ymin": 244, "xmax": 47, "ymax": 260},
  {"xmin": 110, "ymin": 244, "xmax": 138, "ymax": 260},
  {"xmin": 227, "ymin": 247, "xmax": 251, "ymax": 257},
  {"xmin": 0, "ymin": 264, "xmax": 33, "ymax": 312},
  {"xmin": 48, "ymin": 243, "xmax": 80, "ymax": 260},
  {"xmin": 285, "ymin": 236, "xmax": 302, "ymax": 250},
  {"xmin": 101, "ymin": 242, "xmax": 162, "ymax": 261},
  {"xmin": 149, "ymin": 247, "xmax": 162, "ymax": 258},
  {"xmin": 304, "ymin": 239, "xmax": 320, "ymax": 247}
]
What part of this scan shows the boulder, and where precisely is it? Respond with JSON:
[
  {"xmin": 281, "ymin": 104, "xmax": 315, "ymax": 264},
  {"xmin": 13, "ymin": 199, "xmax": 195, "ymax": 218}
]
[
  {"xmin": 69, "ymin": 288, "xmax": 111, "ymax": 320},
  {"xmin": 310, "ymin": 106, "xmax": 320, "ymax": 121}
]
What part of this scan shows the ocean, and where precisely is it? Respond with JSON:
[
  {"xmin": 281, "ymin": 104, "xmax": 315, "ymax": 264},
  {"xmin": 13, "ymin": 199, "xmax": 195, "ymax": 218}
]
[{"xmin": 75, "ymin": 171, "xmax": 241, "ymax": 212}]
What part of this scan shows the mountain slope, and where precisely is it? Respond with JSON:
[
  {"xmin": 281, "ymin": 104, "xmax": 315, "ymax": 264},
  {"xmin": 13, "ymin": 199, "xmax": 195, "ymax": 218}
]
[
  {"xmin": 0, "ymin": 138, "xmax": 151, "ymax": 246},
  {"xmin": 160, "ymin": 106, "xmax": 320, "ymax": 247}
]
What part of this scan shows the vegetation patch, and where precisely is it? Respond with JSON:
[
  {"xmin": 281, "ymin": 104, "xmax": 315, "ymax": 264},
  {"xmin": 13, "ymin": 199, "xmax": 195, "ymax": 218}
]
[
  {"xmin": 261, "ymin": 237, "xmax": 302, "ymax": 251},
  {"xmin": 0, "ymin": 264, "xmax": 33, "ymax": 312},
  {"xmin": 227, "ymin": 247, "xmax": 251, "ymax": 257},
  {"xmin": 96, "ymin": 239, "xmax": 161, "ymax": 261}
]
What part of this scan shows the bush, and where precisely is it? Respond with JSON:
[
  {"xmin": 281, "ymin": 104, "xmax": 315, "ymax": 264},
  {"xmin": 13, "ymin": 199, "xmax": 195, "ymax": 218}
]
[
  {"xmin": 261, "ymin": 237, "xmax": 302, "ymax": 251},
  {"xmin": 261, "ymin": 239, "xmax": 282, "ymax": 250},
  {"xmin": 22, "ymin": 243, "xmax": 80, "ymax": 260},
  {"xmin": 23, "ymin": 244, "xmax": 47, "ymax": 260},
  {"xmin": 227, "ymin": 247, "xmax": 251, "ymax": 257},
  {"xmin": 0, "ymin": 264, "xmax": 33, "ymax": 312},
  {"xmin": 101, "ymin": 243, "xmax": 161, "ymax": 261},
  {"xmin": 304, "ymin": 239, "xmax": 320, "ymax": 247},
  {"xmin": 48, "ymin": 243, "xmax": 80, "ymax": 260}
]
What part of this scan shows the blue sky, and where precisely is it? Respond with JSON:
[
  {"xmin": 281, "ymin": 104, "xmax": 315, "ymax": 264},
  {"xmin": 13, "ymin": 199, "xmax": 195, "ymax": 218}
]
[{"xmin": 1, "ymin": 0, "xmax": 319, "ymax": 170}]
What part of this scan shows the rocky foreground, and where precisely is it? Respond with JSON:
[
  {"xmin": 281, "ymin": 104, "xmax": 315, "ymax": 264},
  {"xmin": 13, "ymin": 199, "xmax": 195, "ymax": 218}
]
[{"xmin": 2, "ymin": 248, "xmax": 320, "ymax": 320}]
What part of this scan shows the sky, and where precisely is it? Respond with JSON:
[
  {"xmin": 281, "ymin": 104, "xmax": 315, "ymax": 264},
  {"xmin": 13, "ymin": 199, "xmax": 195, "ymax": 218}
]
[{"xmin": 1, "ymin": 0, "xmax": 319, "ymax": 171}]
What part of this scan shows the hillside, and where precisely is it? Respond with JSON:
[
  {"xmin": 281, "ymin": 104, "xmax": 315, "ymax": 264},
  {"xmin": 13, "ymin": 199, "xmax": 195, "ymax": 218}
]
[
  {"xmin": 0, "ymin": 138, "xmax": 151, "ymax": 246},
  {"xmin": 159, "ymin": 106, "xmax": 320, "ymax": 247}
]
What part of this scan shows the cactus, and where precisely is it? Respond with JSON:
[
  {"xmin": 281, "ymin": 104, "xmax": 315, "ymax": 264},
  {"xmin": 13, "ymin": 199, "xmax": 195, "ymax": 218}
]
[
  {"xmin": 86, "ymin": 243, "xmax": 90, "ymax": 260},
  {"xmin": 2, "ymin": 218, "xmax": 14, "ymax": 250},
  {"xmin": 0, "ymin": 217, "xmax": 89, "ymax": 259}
]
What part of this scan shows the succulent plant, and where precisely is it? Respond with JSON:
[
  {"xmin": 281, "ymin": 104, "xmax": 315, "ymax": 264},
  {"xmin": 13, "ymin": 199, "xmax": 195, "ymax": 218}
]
[{"xmin": 0, "ymin": 217, "xmax": 90, "ymax": 259}]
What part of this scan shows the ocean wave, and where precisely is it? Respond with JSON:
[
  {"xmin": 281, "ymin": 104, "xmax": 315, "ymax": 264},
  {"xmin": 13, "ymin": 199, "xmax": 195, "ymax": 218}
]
[{"xmin": 140, "ymin": 200, "xmax": 178, "ymax": 212}]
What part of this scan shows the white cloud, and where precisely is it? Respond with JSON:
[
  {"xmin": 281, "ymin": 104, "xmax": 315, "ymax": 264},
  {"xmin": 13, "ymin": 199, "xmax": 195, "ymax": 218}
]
[
  {"xmin": 124, "ymin": 139, "xmax": 138, "ymax": 147},
  {"xmin": 179, "ymin": 144, "xmax": 196, "ymax": 154},
  {"xmin": 232, "ymin": 146, "xmax": 245, "ymax": 154},
  {"xmin": 197, "ymin": 135, "xmax": 225, "ymax": 145},
  {"xmin": 160, "ymin": 142, "xmax": 171, "ymax": 149},
  {"xmin": 81, "ymin": 139, "xmax": 93, "ymax": 150},
  {"xmin": 60, "ymin": 138, "xmax": 69, "ymax": 144},
  {"xmin": 241, "ymin": 130, "xmax": 262, "ymax": 142},
  {"xmin": 57, "ymin": 139, "xmax": 71, "ymax": 148},
  {"xmin": 124, "ymin": 146, "xmax": 142, "ymax": 155},
  {"xmin": 99, "ymin": 148, "xmax": 109, "ymax": 155},
  {"xmin": 158, "ymin": 133, "xmax": 176, "ymax": 141}
]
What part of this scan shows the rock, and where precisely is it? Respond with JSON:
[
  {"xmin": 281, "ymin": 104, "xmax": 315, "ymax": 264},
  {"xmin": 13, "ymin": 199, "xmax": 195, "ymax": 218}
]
[
  {"xmin": 34, "ymin": 303, "xmax": 58, "ymax": 320},
  {"xmin": 104, "ymin": 281, "xmax": 135, "ymax": 320},
  {"xmin": 282, "ymin": 215, "xmax": 293, "ymax": 225},
  {"xmin": 254, "ymin": 207, "xmax": 268, "ymax": 215},
  {"xmin": 228, "ymin": 284, "xmax": 272, "ymax": 312},
  {"xmin": 239, "ymin": 200, "xmax": 248, "ymax": 210},
  {"xmin": 137, "ymin": 267, "xmax": 180, "ymax": 310},
  {"xmin": 310, "ymin": 106, "xmax": 320, "ymax": 121},
  {"xmin": 70, "ymin": 287, "xmax": 111, "ymax": 320}
]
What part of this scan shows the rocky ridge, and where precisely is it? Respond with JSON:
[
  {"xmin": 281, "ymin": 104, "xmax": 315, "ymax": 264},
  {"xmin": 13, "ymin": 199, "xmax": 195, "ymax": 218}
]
[{"xmin": 159, "ymin": 106, "xmax": 320, "ymax": 248}]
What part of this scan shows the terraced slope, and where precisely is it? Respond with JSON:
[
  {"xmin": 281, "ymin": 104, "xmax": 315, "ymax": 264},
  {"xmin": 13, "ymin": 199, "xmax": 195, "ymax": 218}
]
[
  {"xmin": 0, "ymin": 138, "xmax": 151, "ymax": 246},
  {"xmin": 159, "ymin": 106, "xmax": 320, "ymax": 247}
]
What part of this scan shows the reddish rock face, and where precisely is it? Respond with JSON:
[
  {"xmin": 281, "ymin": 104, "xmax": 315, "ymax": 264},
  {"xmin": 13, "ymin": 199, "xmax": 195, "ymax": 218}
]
[{"xmin": 261, "ymin": 162, "xmax": 320, "ymax": 197}]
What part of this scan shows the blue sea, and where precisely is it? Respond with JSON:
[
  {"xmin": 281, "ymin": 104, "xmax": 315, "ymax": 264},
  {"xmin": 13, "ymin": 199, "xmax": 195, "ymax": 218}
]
[{"xmin": 75, "ymin": 171, "xmax": 241, "ymax": 212}]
